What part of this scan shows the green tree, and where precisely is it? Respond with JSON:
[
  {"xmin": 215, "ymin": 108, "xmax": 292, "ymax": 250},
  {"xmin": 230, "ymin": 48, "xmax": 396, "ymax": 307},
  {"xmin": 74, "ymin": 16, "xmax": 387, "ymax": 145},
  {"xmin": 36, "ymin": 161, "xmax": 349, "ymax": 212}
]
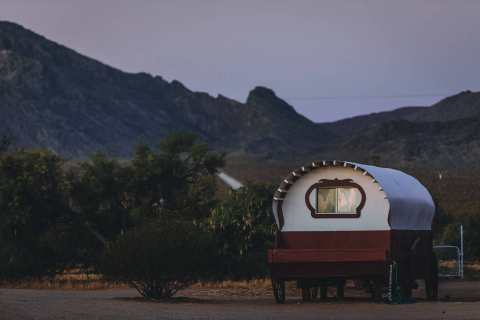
[
  {"xmin": 78, "ymin": 133, "xmax": 225, "ymax": 297},
  {"xmin": 64, "ymin": 154, "xmax": 134, "ymax": 267},
  {"xmin": 128, "ymin": 133, "xmax": 224, "ymax": 221},
  {"xmin": 207, "ymin": 183, "xmax": 276, "ymax": 279},
  {"xmin": 0, "ymin": 133, "xmax": 226, "ymax": 283},
  {"xmin": 67, "ymin": 153, "xmax": 132, "ymax": 241},
  {"xmin": 440, "ymin": 214, "xmax": 480, "ymax": 259},
  {"xmin": 0, "ymin": 150, "xmax": 71, "ymax": 279},
  {"xmin": 0, "ymin": 134, "xmax": 13, "ymax": 154}
]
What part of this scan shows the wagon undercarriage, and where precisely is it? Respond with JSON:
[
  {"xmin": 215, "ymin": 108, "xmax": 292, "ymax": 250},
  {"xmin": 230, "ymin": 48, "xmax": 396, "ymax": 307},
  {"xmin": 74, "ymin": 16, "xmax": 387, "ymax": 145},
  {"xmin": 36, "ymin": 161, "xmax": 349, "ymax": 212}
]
[{"xmin": 268, "ymin": 247, "xmax": 438, "ymax": 304}]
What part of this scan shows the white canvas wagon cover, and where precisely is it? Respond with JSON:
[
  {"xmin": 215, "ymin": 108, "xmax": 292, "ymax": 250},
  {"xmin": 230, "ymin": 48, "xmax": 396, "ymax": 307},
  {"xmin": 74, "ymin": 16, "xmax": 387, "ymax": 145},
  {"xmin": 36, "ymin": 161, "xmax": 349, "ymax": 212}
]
[{"xmin": 272, "ymin": 160, "xmax": 435, "ymax": 231}]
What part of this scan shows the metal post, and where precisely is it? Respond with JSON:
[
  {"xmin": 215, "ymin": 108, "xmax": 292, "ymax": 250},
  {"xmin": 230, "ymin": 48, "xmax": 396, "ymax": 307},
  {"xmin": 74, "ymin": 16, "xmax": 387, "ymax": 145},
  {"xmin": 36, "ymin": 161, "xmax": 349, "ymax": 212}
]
[
  {"xmin": 460, "ymin": 224, "xmax": 464, "ymax": 279},
  {"xmin": 388, "ymin": 263, "xmax": 393, "ymax": 302}
]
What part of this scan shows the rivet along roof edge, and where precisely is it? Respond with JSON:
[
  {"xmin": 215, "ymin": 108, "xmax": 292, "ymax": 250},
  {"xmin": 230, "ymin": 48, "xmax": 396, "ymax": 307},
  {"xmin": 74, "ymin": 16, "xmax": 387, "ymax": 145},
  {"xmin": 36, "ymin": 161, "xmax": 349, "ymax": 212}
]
[{"xmin": 272, "ymin": 160, "xmax": 435, "ymax": 231}]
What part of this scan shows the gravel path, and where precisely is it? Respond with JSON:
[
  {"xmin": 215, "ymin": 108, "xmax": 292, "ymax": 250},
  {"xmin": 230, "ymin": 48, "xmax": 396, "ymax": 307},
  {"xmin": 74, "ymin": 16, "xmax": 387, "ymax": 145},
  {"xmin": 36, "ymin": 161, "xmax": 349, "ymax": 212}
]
[{"xmin": 1, "ymin": 280, "xmax": 480, "ymax": 320}]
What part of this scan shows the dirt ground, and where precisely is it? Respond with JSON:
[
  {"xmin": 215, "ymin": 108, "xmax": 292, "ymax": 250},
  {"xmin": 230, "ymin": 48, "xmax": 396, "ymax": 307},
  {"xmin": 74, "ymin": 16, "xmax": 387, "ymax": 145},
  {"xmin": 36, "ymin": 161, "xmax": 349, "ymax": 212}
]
[{"xmin": 1, "ymin": 280, "xmax": 480, "ymax": 320}]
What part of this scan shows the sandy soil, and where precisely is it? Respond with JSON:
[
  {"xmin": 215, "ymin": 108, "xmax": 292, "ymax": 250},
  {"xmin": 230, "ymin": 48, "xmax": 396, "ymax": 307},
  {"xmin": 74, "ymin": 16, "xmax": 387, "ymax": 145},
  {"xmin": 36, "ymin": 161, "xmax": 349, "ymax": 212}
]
[{"xmin": 1, "ymin": 280, "xmax": 479, "ymax": 320}]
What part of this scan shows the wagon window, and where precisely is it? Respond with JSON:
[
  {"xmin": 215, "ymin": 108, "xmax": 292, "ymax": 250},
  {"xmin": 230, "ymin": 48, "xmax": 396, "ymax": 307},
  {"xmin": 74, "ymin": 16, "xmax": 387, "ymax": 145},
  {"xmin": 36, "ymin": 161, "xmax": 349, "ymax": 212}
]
[
  {"xmin": 316, "ymin": 187, "xmax": 361, "ymax": 214},
  {"xmin": 306, "ymin": 179, "xmax": 366, "ymax": 218}
]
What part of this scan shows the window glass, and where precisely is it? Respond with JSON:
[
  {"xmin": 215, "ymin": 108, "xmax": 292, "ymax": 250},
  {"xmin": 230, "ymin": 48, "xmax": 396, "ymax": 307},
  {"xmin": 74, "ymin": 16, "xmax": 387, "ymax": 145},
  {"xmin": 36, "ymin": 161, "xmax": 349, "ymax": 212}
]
[
  {"xmin": 337, "ymin": 187, "xmax": 361, "ymax": 213},
  {"xmin": 316, "ymin": 187, "xmax": 361, "ymax": 214},
  {"xmin": 316, "ymin": 188, "xmax": 336, "ymax": 213}
]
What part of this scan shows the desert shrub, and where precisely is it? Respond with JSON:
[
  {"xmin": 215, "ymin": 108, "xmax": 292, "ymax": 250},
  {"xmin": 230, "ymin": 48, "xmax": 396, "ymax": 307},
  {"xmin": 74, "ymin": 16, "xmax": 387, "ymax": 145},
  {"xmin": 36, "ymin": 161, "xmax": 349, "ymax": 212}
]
[
  {"xmin": 101, "ymin": 218, "xmax": 216, "ymax": 299},
  {"xmin": 440, "ymin": 215, "xmax": 480, "ymax": 259},
  {"xmin": 207, "ymin": 183, "xmax": 276, "ymax": 279}
]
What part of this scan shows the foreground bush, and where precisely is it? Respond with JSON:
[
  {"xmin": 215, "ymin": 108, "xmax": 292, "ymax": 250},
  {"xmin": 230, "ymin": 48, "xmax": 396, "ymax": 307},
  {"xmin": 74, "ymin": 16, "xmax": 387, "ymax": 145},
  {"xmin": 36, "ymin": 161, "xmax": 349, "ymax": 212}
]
[{"xmin": 101, "ymin": 219, "xmax": 216, "ymax": 299}]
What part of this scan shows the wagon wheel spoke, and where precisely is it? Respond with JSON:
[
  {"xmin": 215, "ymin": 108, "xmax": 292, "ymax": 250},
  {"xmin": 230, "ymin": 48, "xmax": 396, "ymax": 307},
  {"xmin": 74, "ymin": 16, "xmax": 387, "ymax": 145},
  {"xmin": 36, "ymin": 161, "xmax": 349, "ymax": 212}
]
[{"xmin": 272, "ymin": 279, "xmax": 286, "ymax": 304}]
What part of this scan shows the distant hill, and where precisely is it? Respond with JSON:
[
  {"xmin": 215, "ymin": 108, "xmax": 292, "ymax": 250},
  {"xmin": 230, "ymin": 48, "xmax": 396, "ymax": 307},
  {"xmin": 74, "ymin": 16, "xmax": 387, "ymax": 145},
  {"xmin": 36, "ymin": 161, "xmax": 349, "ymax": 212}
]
[
  {"xmin": 320, "ymin": 91, "xmax": 480, "ymax": 167},
  {"xmin": 0, "ymin": 21, "xmax": 331, "ymax": 158},
  {"xmin": 1, "ymin": 21, "xmax": 480, "ymax": 168},
  {"xmin": 324, "ymin": 91, "xmax": 480, "ymax": 135}
]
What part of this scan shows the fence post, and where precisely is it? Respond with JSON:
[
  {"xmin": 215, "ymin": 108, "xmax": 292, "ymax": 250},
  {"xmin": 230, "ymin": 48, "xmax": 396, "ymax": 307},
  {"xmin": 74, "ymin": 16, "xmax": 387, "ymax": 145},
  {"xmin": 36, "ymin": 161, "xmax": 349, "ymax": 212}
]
[{"xmin": 460, "ymin": 224, "xmax": 464, "ymax": 279}]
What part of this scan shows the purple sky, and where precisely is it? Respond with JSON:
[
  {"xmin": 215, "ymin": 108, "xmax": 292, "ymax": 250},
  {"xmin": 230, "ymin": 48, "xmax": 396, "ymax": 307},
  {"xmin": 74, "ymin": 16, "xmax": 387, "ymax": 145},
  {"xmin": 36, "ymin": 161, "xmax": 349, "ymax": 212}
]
[{"xmin": 2, "ymin": 0, "xmax": 480, "ymax": 122}]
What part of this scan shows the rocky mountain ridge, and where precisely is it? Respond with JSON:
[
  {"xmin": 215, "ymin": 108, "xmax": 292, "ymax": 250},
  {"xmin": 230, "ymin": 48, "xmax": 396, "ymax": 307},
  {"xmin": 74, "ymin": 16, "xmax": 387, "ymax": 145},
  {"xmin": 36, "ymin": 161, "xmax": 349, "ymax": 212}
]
[{"xmin": 1, "ymin": 21, "xmax": 480, "ymax": 168}]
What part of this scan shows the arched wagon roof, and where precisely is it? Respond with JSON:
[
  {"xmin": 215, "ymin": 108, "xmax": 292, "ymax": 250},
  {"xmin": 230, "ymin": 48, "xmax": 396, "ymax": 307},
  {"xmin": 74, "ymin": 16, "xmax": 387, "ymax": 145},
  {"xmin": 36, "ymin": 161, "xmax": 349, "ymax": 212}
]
[{"xmin": 273, "ymin": 160, "xmax": 435, "ymax": 231}]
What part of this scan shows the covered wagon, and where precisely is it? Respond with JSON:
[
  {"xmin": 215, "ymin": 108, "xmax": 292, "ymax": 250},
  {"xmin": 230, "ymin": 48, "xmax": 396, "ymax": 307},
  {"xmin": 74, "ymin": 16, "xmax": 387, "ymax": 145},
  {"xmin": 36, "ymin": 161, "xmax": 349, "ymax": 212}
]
[{"xmin": 268, "ymin": 160, "xmax": 437, "ymax": 303}]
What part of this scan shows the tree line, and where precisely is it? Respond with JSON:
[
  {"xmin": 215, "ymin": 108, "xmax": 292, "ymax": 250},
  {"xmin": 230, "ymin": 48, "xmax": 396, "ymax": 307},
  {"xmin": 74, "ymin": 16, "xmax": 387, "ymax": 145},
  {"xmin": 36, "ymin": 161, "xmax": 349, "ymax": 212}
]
[
  {"xmin": 0, "ymin": 133, "xmax": 477, "ymax": 298},
  {"xmin": 0, "ymin": 133, "xmax": 275, "ymax": 299}
]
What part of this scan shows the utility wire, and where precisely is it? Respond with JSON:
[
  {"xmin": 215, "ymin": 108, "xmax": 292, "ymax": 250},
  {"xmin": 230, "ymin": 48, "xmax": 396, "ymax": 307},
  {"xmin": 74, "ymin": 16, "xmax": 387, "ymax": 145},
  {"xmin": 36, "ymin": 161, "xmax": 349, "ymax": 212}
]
[{"xmin": 285, "ymin": 93, "xmax": 451, "ymax": 101}]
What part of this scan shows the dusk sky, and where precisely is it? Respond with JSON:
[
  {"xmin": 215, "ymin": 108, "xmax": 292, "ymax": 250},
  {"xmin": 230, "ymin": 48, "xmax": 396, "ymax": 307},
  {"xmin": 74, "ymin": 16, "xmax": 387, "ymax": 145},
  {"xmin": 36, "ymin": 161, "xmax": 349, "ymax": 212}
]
[{"xmin": 2, "ymin": 0, "xmax": 480, "ymax": 122}]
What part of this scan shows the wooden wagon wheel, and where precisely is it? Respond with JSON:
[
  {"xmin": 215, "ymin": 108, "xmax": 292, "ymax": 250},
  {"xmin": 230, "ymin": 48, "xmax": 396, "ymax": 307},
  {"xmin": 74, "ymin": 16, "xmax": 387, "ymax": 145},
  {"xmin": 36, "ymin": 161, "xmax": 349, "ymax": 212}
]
[
  {"xmin": 320, "ymin": 285, "xmax": 328, "ymax": 299},
  {"xmin": 371, "ymin": 279, "xmax": 385, "ymax": 302},
  {"xmin": 301, "ymin": 287, "xmax": 319, "ymax": 302},
  {"xmin": 272, "ymin": 279, "xmax": 286, "ymax": 304},
  {"xmin": 336, "ymin": 280, "xmax": 346, "ymax": 300},
  {"xmin": 425, "ymin": 252, "xmax": 439, "ymax": 300},
  {"xmin": 301, "ymin": 287, "xmax": 311, "ymax": 302}
]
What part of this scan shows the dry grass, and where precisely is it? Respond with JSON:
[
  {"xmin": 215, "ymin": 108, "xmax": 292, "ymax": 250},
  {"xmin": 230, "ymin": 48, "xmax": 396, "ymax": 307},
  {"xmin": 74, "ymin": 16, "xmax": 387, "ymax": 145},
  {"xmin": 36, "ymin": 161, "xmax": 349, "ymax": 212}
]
[
  {"xmin": 467, "ymin": 261, "xmax": 480, "ymax": 271},
  {"xmin": 193, "ymin": 279, "xmax": 271, "ymax": 290},
  {"xmin": 1, "ymin": 279, "xmax": 126, "ymax": 290},
  {"xmin": 3, "ymin": 262, "xmax": 479, "ymax": 292},
  {"xmin": 0, "ymin": 269, "xmax": 128, "ymax": 290},
  {"xmin": 0, "ymin": 275, "xmax": 278, "ymax": 296},
  {"xmin": 464, "ymin": 261, "xmax": 480, "ymax": 280},
  {"xmin": 187, "ymin": 279, "xmax": 274, "ymax": 297},
  {"xmin": 439, "ymin": 260, "xmax": 480, "ymax": 280},
  {"xmin": 0, "ymin": 272, "xmax": 275, "ymax": 292}
]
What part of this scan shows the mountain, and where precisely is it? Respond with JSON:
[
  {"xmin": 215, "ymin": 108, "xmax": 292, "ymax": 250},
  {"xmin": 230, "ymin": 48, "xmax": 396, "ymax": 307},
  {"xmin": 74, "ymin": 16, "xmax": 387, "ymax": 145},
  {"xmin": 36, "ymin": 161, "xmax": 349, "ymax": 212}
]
[
  {"xmin": 324, "ymin": 90, "xmax": 480, "ymax": 135},
  {"xmin": 0, "ymin": 21, "xmax": 331, "ymax": 158},
  {"xmin": 320, "ymin": 91, "xmax": 480, "ymax": 167},
  {"xmin": 1, "ymin": 21, "xmax": 480, "ymax": 168}
]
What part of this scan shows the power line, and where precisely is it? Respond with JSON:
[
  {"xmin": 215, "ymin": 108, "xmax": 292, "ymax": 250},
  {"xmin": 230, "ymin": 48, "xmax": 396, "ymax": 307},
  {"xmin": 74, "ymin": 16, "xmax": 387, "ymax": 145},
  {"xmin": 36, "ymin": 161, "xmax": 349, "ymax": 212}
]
[{"xmin": 285, "ymin": 93, "xmax": 451, "ymax": 101}]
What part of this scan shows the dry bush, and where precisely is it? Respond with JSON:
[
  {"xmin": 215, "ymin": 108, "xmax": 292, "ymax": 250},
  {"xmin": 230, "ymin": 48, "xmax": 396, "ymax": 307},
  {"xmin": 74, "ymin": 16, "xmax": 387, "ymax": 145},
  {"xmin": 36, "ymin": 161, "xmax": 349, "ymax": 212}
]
[{"xmin": 101, "ymin": 219, "xmax": 217, "ymax": 299}]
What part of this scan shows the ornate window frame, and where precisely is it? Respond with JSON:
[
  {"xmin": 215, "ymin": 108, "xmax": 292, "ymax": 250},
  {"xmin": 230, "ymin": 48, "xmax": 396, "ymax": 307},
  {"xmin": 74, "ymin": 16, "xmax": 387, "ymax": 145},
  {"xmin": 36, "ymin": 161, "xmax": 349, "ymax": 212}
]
[{"xmin": 305, "ymin": 178, "xmax": 366, "ymax": 218}]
